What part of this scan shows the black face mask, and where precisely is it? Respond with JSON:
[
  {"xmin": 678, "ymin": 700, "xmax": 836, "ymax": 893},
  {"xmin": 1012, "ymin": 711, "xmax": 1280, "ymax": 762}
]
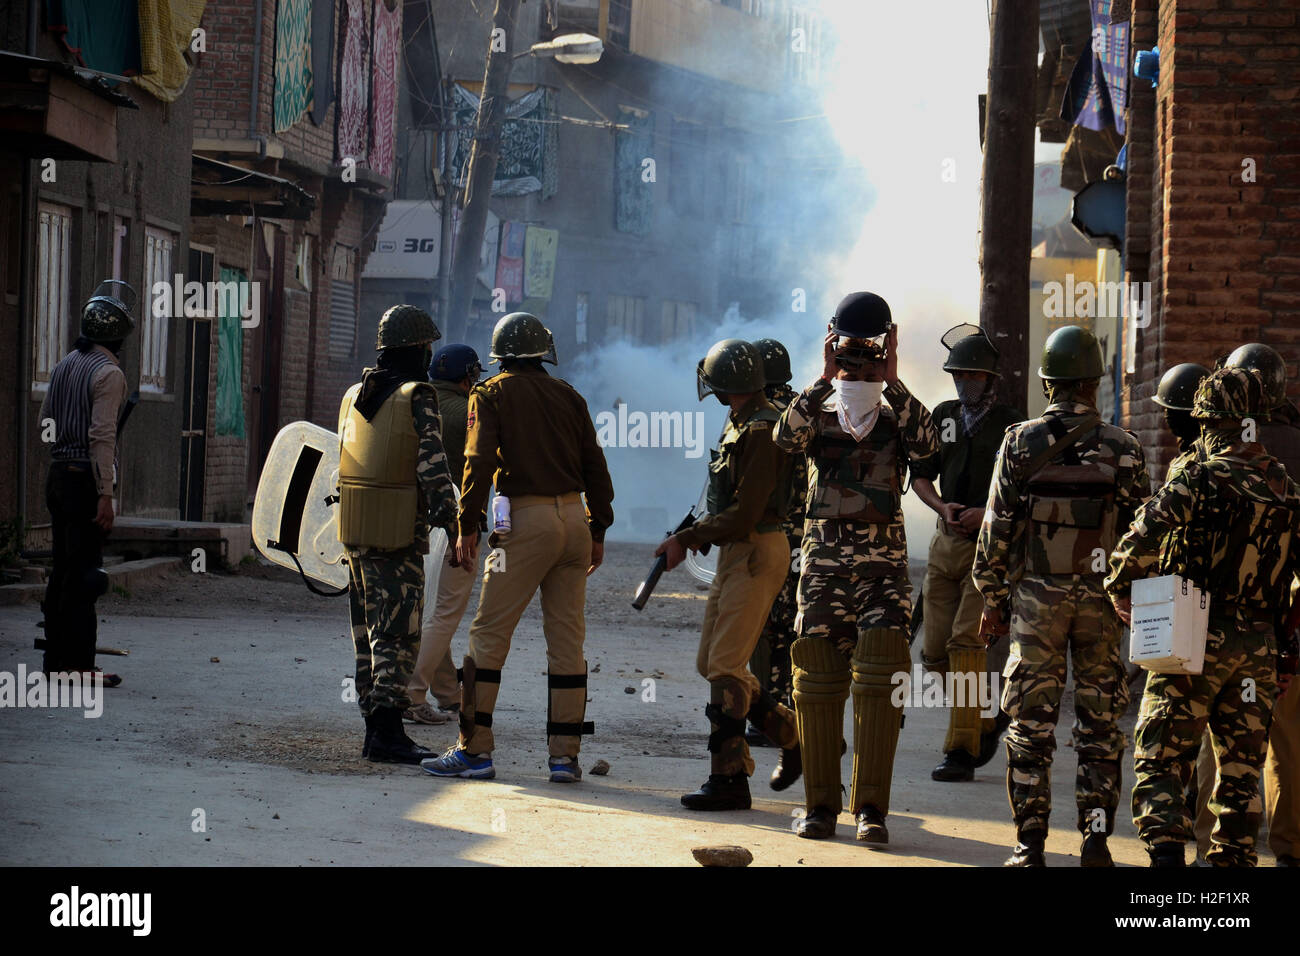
[
  {"xmin": 355, "ymin": 345, "xmax": 431, "ymax": 421},
  {"xmin": 1165, "ymin": 409, "xmax": 1200, "ymax": 447}
]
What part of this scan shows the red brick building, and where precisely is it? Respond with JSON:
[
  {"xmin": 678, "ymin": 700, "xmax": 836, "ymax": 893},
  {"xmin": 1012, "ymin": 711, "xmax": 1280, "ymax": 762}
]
[
  {"xmin": 188, "ymin": 0, "xmax": 396, "ymax": 522},
  {"xmin": 1121, "ymin": 0, "xmax": 1300, "ymax": 478}
]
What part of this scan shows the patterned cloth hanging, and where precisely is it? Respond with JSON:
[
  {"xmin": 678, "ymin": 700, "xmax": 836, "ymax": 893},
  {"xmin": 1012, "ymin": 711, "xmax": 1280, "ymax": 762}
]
[
  {"xmin": 369, "ymin": 0, "xmax": 402, "ymax": 180},
  {"xmin": 449, "ymin": 84, "xmax": 556, "ymax": 197},
  {"xmin": 273, "ymin": 0, "xmax": 313, "ymax": 133},
  {"xmin": 336, "ymin": 0, "xmax": 369, "ymax": 163}
]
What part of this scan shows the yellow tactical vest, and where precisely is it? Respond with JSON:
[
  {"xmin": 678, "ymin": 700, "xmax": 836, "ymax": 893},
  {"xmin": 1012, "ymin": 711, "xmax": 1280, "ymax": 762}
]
[{"xmin": 337, "ymin": 381, "xmax": 423, "ymax": 549}]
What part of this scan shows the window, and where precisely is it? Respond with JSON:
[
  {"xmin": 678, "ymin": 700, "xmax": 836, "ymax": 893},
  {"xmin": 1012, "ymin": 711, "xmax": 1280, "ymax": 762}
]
[
  {"xmin": 660, "ymin": 300, "xmax": 696, "ymax": 344},
  {"xmin": 605, "ymin": 294, "xmax": 645, "ymax": 344},
  {"xmin": 34, "ymin": 202, "xmax": 73, "ymax": 385},
  {"xmin": 575, "ymin": 292, "xmax": 588, "ymax": 345},
  {"xmin": 329, "ymin": 244, "xmax": 358, "ymax": 361},
  {"xmin": 112, "ymin": 218, "xmax": 128, "ymax": 280},
  {"xmin": 294, "ymin": 233, "xmax": 313, "ymax": 290},
  {"xmin": 141, "ymin": 226, "xmax": 175, "ymax": 391}
]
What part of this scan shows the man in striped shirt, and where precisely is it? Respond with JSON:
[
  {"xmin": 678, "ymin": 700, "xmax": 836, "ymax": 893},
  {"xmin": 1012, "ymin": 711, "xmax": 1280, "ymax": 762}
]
[{"xmin": 39, "ymin": 281, "xmax": 134, "ymax": 684}]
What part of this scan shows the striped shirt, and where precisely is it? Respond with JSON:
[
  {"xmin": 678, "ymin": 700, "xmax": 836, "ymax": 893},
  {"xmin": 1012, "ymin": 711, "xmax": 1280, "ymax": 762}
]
[{"xmin": 40, "ymin": 345, "xmax": 127, "ymax": 495}]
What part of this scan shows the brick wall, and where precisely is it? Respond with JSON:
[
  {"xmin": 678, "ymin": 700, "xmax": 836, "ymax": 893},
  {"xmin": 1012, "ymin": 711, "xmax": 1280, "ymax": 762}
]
[{"xmin": 1123, "ymin": 0, "xmax": 1300, "ymax": 481}]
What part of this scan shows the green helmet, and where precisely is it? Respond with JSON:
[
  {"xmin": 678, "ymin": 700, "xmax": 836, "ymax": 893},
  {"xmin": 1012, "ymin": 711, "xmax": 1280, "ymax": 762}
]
[
  {"xmin": 1039, "ymin": 325, "xmax": 1104, "ymax": 380},
  {"xmin": 753, "ymin": 338, "xmax": 792, "ymax": 385},
  {"xmin": 697, "ymin": 339, "xmax": 765, "ymax": 401},
  {"xmin": 1192, "ymin": 366, "xmax": 1270, "ymax": 422},
  {"xmin": 1225, "ymin": 343, "xmax": 1288, "ymax": 410},
  {"xmin": 1153, "ymin": 363, "xmax": 1209, "ymax": 411},
  {"xmin": 941, "ymin": 323, "xmax": 1000, "ymax": 376},
  {"xmin": 489, "ymin": 311, "xmax": 557, "ymax": 365},
  {"xmin": 376, "ymin": 304, "xmax": 440, "ymax": 349},
  {"xmin": 81, "ymin": 280, "xmax": 137, "ymax": 343}
]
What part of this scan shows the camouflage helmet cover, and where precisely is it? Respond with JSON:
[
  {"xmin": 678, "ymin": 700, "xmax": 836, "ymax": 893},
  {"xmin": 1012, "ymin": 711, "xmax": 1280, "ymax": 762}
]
[
  {"xmin": 376, "ymin": 304, "xmax": 441, "ymax": 349},
  {"xmin": 1192, "ymin": 366, "xmax": 1270, "ymax": 422}
]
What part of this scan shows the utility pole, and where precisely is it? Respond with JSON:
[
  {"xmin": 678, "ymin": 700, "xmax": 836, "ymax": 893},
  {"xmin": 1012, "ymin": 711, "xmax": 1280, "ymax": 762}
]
[
  {"xmin": 436, "ymin": 75, "xmax": 455, "ymax": 330},
  {"xmin": 448, "ymin": 0, "xmax": 522, "ymax": 343},
  {"xmin": 978, "ymin": 0, "xmax": 1038, "ymax": 413}
]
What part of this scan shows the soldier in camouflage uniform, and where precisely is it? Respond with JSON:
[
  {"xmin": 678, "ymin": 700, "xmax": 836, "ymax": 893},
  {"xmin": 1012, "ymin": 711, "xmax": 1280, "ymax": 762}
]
[
  {"xmin": 1107, "ymin": 366, "xmax": 1300, "ymax": 867},
  {"xmin": 747, "ymin": 338, "xmax": 808, "ymax": 734},
  {"xmin": 973, "ymin": 325, "xmax": 1149, "ymax": 867},
  {"xmin": 1153, "ymin": 363, "xmax": 1209, "ymax": 481},
  {"xmin": 774, "ymin": 292, "xmax": 939, "ymax": 843},
  {"xmin": 338, "ymin": 305, "xmax": 457, "ymax": 764}
]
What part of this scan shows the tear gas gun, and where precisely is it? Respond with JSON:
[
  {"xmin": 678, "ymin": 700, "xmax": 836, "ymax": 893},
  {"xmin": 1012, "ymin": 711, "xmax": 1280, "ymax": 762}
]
[{"xmin": 632, "ymin": 508, "xmax": 711, "ymax": 611}]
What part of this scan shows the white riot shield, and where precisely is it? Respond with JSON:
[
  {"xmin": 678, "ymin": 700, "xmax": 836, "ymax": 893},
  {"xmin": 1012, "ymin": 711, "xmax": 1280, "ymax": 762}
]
[
  {"xmin": 421, "ymin": 485, "xmax": 458, "ymax": 629},
  {"xmin": 252, "ymin": 421, "xmax": 349, "ymax": 590},
  {"xmin": 685, "ymin": 478, "xmax": 716, "ymax": 585}
]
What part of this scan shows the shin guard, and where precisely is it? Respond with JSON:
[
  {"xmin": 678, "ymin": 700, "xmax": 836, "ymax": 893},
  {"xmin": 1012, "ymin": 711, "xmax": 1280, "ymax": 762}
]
[
  {"xmin": 792, "ymin": 637, "xmax": 851, "ymax": 813},
  {"xmin": 850, "ymin": 627, "xmax": 911, "ymax": 815},
  {"xmin": 944, "ymin": 647, "xmax": 987, "ymax": 758},
  {"xmin": 547, "ymin": 665, "xmax": 595, "ymax": 757},
  {"xmin": 707, "ymin": 678, "xmax": 752, "ymax": 776},
  {"xmin": 458, "ymin": 656, "xmax": 502, "ymax": 754}
]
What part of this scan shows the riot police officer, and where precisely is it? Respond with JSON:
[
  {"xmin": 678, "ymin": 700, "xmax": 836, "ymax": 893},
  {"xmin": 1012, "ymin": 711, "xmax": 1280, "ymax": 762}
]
[
  {"xmin": 40, "ymin": 281, "xmax": 136, "ymax": 685},
  {"xmin": 423, "ymin": 313, "xmax": 613, "ymax": 783},
  {"xmin": 338, "ymin": 305, "xmax": 457, "ymax": 763},
  {"xmin": 747, "ymin": 338, "xmax": 808, "ymax": 737},
  {"xmin": 911, "ymin": 325, "xmax": 1024, "ymax": 782},
  {"xmin": 656, "ymin": 339, "xmax": 800, "ymax": 811},
  {"xmin": 1108, "ymin": 366, "xmax": 1300, "ymax": 867},
  {"xmin": 774, "ymin": 292, "xmax": 939, "ymax": 842},
  {"xmin": 973, "ymin": 325, "xmax": 1149, "ymax": 866},
  {"xmin": 1153, "ymin": 363, "xmax": 1210, "ymax": 478}
]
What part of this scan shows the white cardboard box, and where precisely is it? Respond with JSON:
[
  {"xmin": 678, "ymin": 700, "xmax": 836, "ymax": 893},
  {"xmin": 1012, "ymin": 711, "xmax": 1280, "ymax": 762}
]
[{"xmin": 1129, "ymin": 574, "xmax": 1210, "ymax": 674}]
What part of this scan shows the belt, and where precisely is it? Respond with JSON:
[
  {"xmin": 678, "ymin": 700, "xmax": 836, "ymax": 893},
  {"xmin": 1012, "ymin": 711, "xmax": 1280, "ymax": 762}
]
[
  {"xmin": 511, "ymin": 492, "xmax": 582, "ymax": 509},
  {"xmin": 51, "ymin": 461, "xmax": 90, "ymax": 473}
]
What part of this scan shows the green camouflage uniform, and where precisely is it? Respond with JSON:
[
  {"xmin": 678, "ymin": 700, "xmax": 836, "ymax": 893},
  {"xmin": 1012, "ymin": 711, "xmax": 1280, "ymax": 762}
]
[
  {"xmin": 347, "ymin": 387, "xmax": 456, "ymax": 715},
  {"xmin": 777, "ymin": 379, "xmax": 937, "ymax": 653},
  {"xmin": 1106, "ymin": 395, "xmax": 1300, "ymax": 865},
  {"xmin": 775, "ymin": 377, "xmax": 937, "ymax": 815},
  {"xmin": 972, "ymin": 398, "xmax": 1149, "ymax": 838},
  {"xmin": 752, "ymin": 381, "xmax": 808, "ymax": 705}
]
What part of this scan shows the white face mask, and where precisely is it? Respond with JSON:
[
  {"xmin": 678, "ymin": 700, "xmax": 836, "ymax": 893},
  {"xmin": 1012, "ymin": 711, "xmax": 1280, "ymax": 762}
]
[{"xmin": 831, "ymin": 379, "xmax": 883, "ymax": 440}]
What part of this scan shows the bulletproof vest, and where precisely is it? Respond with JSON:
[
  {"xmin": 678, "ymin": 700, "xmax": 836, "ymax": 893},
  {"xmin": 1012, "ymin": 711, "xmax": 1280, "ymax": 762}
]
[
  {"xmin": 805, "ymin": 406, "xmax": 903, "ymax": 523},
  {"xmin": 1023, "ymin": 414, "xmax": 1118, "ymax": 576},
  {"xmin": 706, "ymin": 404, "xmax": 792, "ymax": 519},
  {"xmin": 1177, "ymin": 450, "xmax": 1298, "ymax": 611},
  {"xmin": 337, "ymin": 381, "xmax": 423, "ymax": 549}
]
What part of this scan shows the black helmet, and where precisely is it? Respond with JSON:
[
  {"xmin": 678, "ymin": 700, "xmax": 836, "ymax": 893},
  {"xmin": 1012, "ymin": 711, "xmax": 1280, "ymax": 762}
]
[
  {"xmin": 1039, "ymin": 325, "xmax": 1105, "ymax": 380},
  {"xmin": 753, "ymin": 338, "xmax": 792, "ymax": 385},
  {"xmin": 831, "ymin": 291, "xmax": 892, "ymax": 368},
  {"xmin": 376, "ymin": 304, "xmax": 440, "ymax": 349},
  {"xmin": 941, "ymin": 323, "xmax": 1000, "ymax": 376},
  {"xmin": 1153, "ymin": 363, "xmax": 1210, "ymax": 412},
  {"xmin": 1225, "ymin": 343, "xmax": 1288, "ymax": 410},
  {"xmin": 81, "ymin": 280, "xmax": 137, "ymax": 343},
  {"xmin": 490, "ymin": 311, "xmax": 557, "ymax": 365},
  {"xmin": 697, "ymin": 339, "xmax": 765, "ymax": 401},
  {"xmin": 431, "ymin": 344, "xmax": 482, "ymax": 382}
]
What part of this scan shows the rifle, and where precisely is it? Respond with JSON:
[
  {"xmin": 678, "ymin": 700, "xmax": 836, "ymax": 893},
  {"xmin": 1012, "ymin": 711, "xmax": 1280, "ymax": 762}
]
[
  {"xmin": 632, "ymin": 509, "xmax": 711, "ymax": 610},
  {"xmin": 116, "ymin": 389, "xmax": 140, "ymax": 436}
]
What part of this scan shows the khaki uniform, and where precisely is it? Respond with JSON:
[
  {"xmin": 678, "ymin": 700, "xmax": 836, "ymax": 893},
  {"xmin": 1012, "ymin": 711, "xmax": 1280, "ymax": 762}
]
[
  {"xmin": 913, "ymin": 398, "xmax": 1023, "ymax": 757},
  {"xmin": 677, "ymin": 394, "xmax": 798, "ymax": 776},
  {"xmin": 410, "ymin": 380, "xmax": 481, "ymax": 709},
  {"xmin": 973, "ymin": 399, "xmax": 1149, "ymax": 840},
  {"xmin": 775, "ymin": 377, "xmax": 939, "ymax": 816},
  {"xmin": 454, "ymin": 364, "xmax": 614, "ymax": 757}
]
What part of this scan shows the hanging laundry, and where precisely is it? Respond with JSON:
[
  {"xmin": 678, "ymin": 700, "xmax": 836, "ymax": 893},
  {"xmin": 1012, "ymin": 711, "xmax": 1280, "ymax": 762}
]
[
  {"xmin": 1060, "ymin": 0, "xmax": 1130, "ymax": 136},
  {"xmin": 370, "ymin": 0, "xmax": 402, "ymax": 180},
  {"xmin": 337, "ymin": 0, "xmax": 369, "ymax": 163},
  {"xmin": 273, "ymin": 0, "xmax": 313, "ymax": 133}
]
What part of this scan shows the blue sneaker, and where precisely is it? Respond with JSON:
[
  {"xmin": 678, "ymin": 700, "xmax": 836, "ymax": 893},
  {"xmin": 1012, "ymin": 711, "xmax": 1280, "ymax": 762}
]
[
  {"xmin": 422, "ymin": 747, "xmax": 495, "ymax": 779},
  {"xmin": 548, "ymin": 756, "xmax": 581, "ymax": 783}
]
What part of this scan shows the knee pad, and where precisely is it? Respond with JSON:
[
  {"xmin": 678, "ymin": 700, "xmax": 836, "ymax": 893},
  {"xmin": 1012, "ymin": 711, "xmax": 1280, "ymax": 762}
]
[
  {"xmin": 547, "ymin": 665, "xmax": 595, "ymax": 741},
  {"xmin": 457, "ymin": 656, "xmax": 501, "ymax": 744},
  {"xmin": 792, "ymin": 636, "xmax": 851, "ymax": 811},
  {"xmin": 849, "ymin": 627, "xmax": 911, "ymax": 814}
]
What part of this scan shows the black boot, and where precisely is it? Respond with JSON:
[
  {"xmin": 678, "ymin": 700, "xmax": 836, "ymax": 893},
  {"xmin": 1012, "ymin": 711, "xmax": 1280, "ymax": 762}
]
[
  {"xmin": 1080, "ymin": 832, "xmax": 1114, "ymax": 867},
  {"xmin": 361, "ymin": 712, "xmax": 375, "ymax": 758},
  {"xmin": 1005, "ymin": 829, "xmax": 1047, "ymax": 866},
  {"xmin": 855, "ymin": 805, "xmax": 889, "ymax": 845},
  {"xmin": 770, "ymin": 745, "xmax": 802, "ymax": 791},
  {"xmin": 681, "ymin": 773, "xmax": 752, "ymax": 811},
  {"xmin": 746, "ymin": 724, "xmax": 776, "ymax": 748},
  {"xmin": 931, "ymin": 748, "xmax": 975, "ymax": 782},
  {"xmin": 975, "ymin": 710, "xmax": 1013, "ymax": 768},
  {"xmin": 1148, "ymin": 842, "xmax": 1186, "ymax": 867},
  {"xmin": 367, "ymin": 707, "xmax": 437, "ymax": 765},
  {"xmin": 796, "ymin": 806, "xmax": 837, "ymax": 840}
]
